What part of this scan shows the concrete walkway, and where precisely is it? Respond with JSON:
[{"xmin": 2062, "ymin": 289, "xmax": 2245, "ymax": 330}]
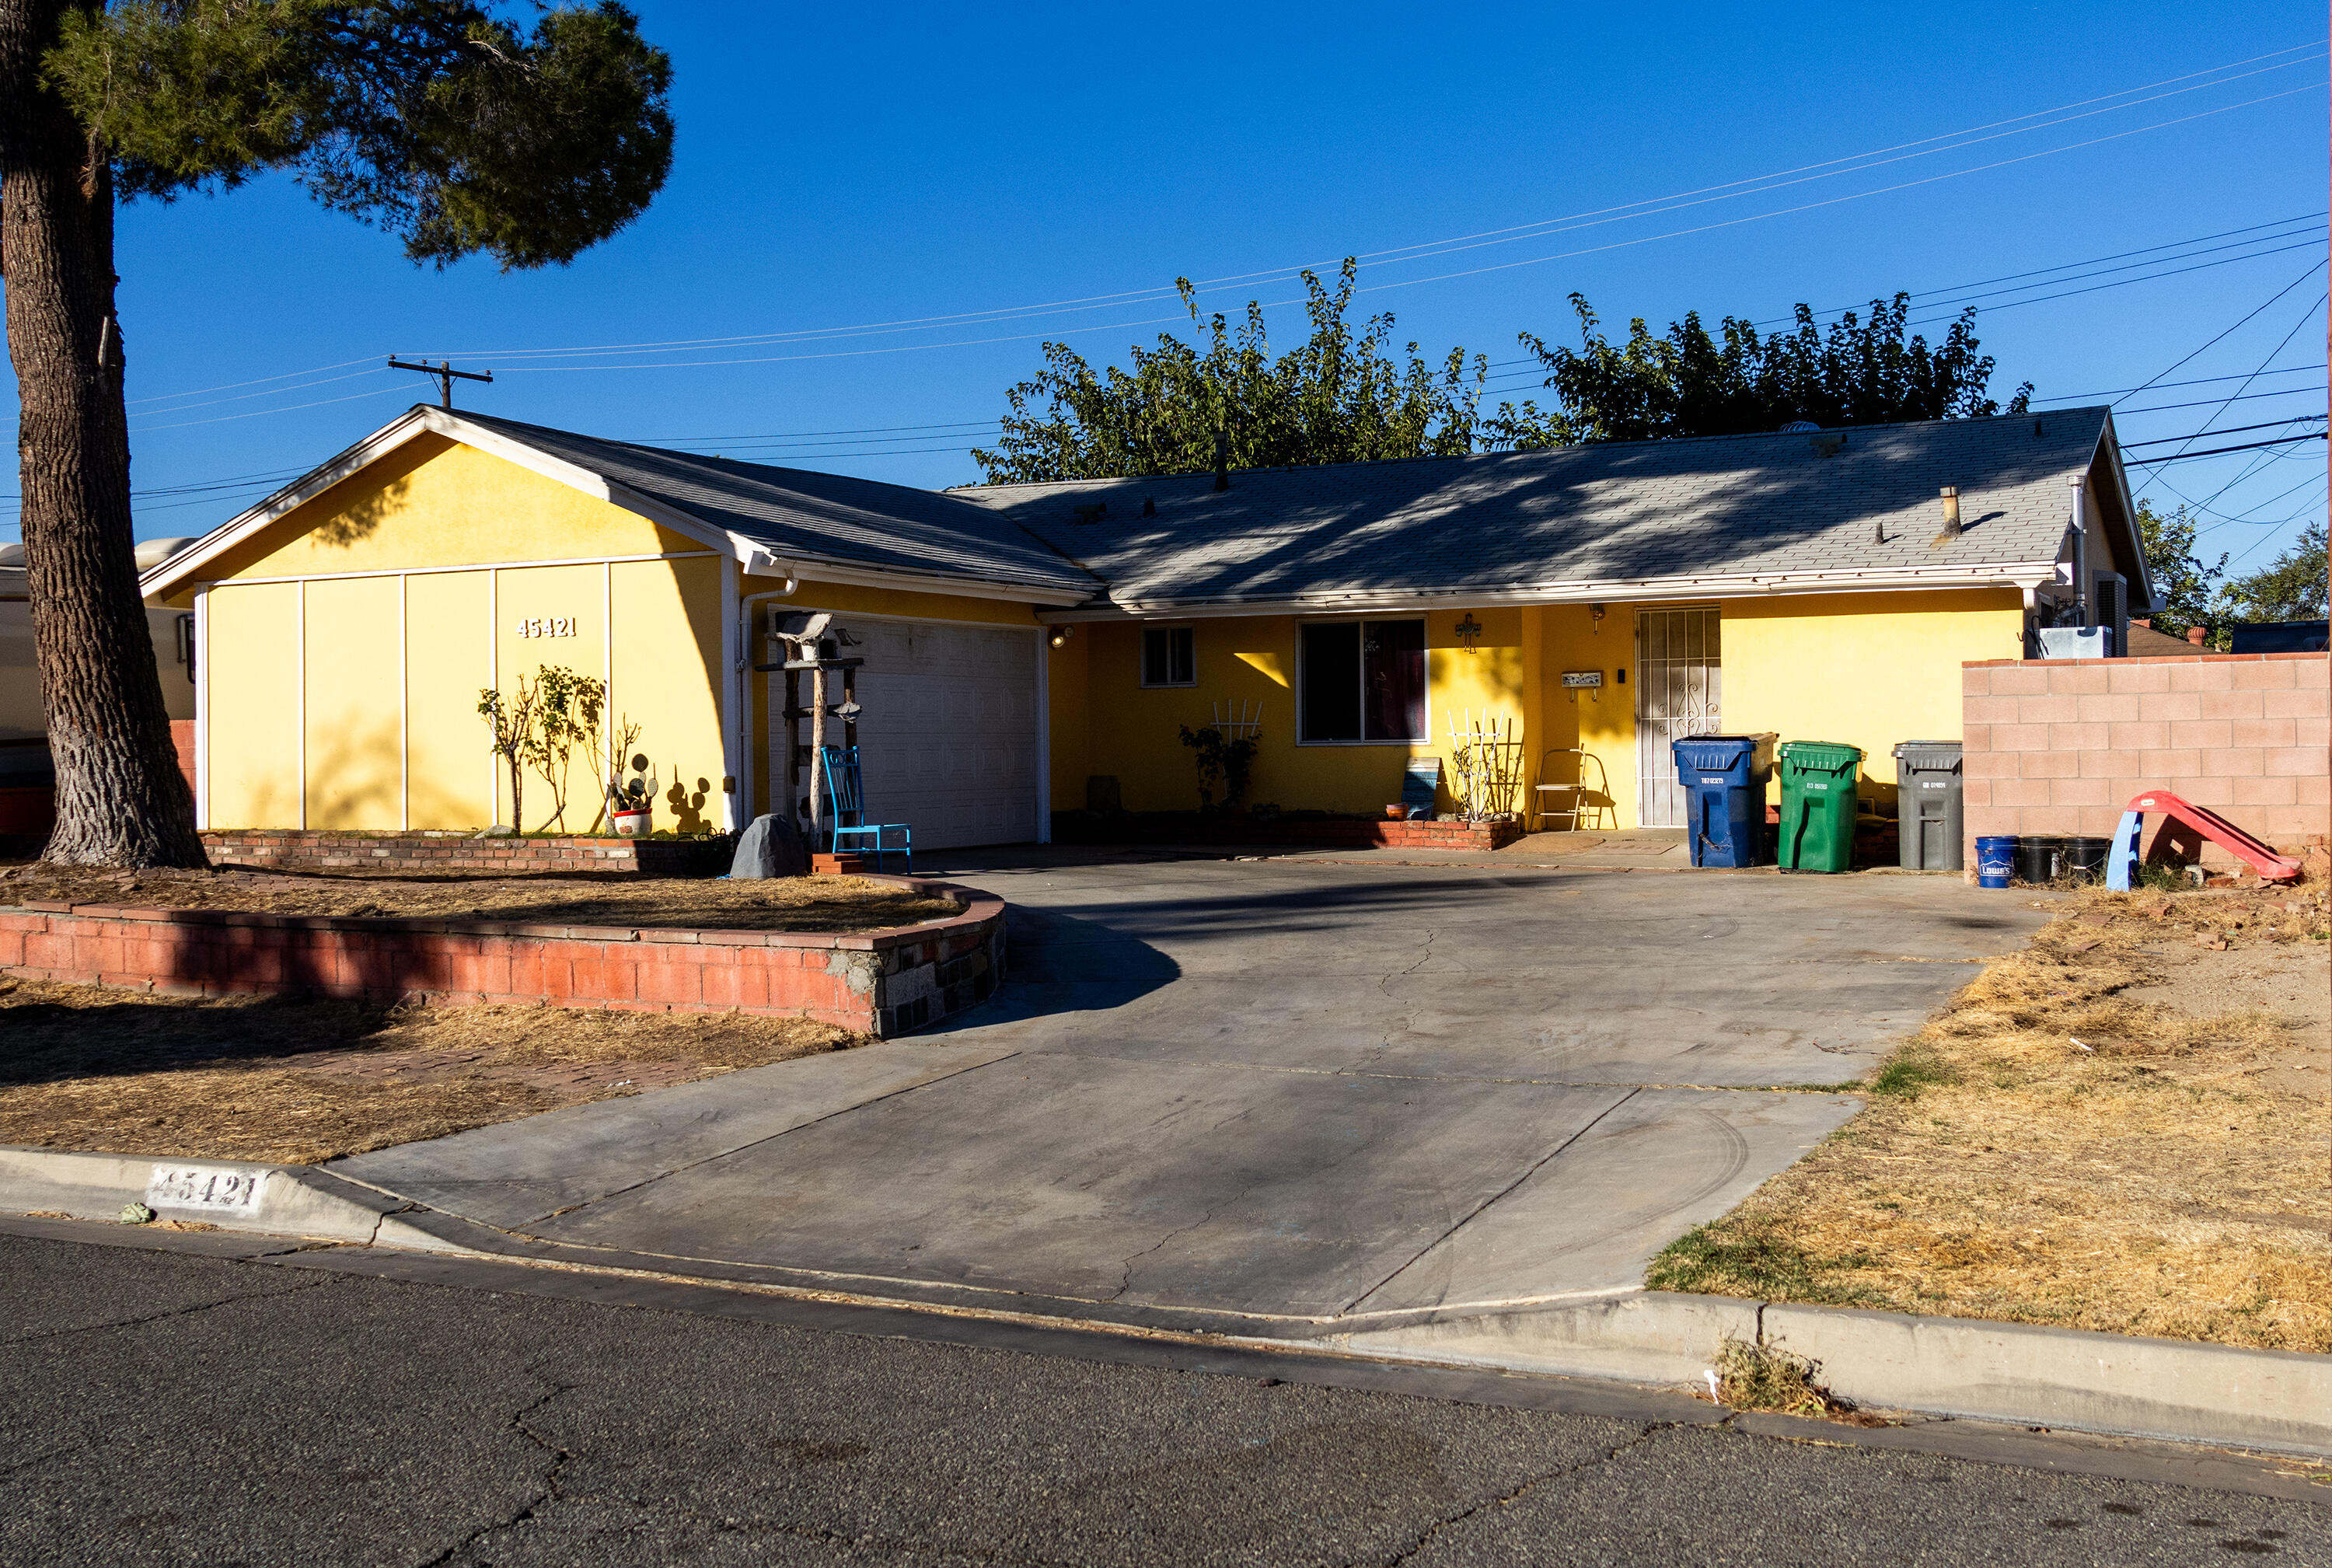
[{"xmin": 334, "ymin": 854, "xmax": 2052, "ymax": 1336}]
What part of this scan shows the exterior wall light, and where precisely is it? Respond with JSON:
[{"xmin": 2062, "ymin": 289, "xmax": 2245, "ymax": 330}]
[{"xmin": 1049, "ymin": 626, "xmax": 1074, "ymax": 648}]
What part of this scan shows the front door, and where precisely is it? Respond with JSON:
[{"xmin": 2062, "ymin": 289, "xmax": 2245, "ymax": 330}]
[{"xmin": 1635, "ymin": 606, "xmax": 1721, "ymax": 828}]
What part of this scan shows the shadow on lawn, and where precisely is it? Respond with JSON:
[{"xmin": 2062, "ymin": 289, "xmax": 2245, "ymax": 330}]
[{"xmin": 0, "ymin": 985, "xmax": 398, "ymax": 1088}]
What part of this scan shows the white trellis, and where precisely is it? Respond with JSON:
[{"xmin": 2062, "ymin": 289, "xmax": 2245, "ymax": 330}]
[
  {"xmin": 1446, "ymin": 709, "xmax": 1527, "ymax": 819},
  {"xmin": 1210, "ymin": 699, "xmax": 1263, "ymax": 741}
]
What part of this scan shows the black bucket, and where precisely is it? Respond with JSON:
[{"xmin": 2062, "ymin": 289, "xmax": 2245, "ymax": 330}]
[
  {"xmin": 2063, "ymin": 836, "xmax": 2113, "ymax": 885},
  {"xmin": 2014, "ymin": 835, "xmax": 2068, "ymax": 884}
]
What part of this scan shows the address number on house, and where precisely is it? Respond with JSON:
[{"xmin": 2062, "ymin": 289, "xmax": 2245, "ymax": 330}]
[
  {"xmin": 145, "ymin": 1164, "xmax": 267, "ymax": 1214},
  {"xmin": 515, "ymin": 616, "xmax": 579, "ymax": 638}
]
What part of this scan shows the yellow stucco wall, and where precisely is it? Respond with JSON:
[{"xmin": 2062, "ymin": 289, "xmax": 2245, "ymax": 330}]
[
  {"xmin": 205, "ymin": 581, "xmax": 302, "ymax": 828},
  {"xmin": 1076, "ymin": 609, "xmax": 1530, "ymax": 815},
  {"xmin": 303, "ymin": 575, "xmax": 403, "ymax": 829},
  {"xmin": 1070, "ymin": 591, "xmax": 2021, "ymax": 829},
  {"xmin": 196, "ymin": 439, "xmax": 738, "ymax": 832},
  {"xmin": 406, "ymin": 571, "xmax": 494, "ymax": 828},
  {"xmin": 1719, "ymin": 589, "xmax": 2023, "ymax": 789}
]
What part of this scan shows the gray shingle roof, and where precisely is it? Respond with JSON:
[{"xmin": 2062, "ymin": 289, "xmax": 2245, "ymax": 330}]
[
  {"xmin": 452, "ymin": 411, "xmax": 1098, "ymax": 596},
  {"xmin": 954, "ymin": 410, "xmax": 2121, "ymax": 609}
]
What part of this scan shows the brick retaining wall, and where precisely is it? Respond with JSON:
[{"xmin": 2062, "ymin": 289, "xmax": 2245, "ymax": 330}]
[
  {"xmin": 0, "ymin": 875, "xmax": 1001, "ymax": 1039},
  {"xmin": 201, "ymin": 829, "xmax": 731, "ymax": 877},
  {"xmin": 1962, "ymin": 652, "xmax": 2330, "ymax": 876}
]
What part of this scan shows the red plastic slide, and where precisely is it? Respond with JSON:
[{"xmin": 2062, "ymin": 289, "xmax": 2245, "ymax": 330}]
[{"xmin": 2124, "ymin": 790, "xmax": 2302, "ymax": 883}]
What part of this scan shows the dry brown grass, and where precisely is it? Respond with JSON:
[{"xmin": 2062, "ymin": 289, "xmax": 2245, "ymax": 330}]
[
  {"xmin": 0, "ymin": 976, "xmax": 858, "ymax": 1165},
  {"xmin": 0, "ymin": 863, "xmax": 961, "ymax": 933},
  {"xmin": 1651, "ymin": 885, "xmax": 2332, "ymax": 1353}
]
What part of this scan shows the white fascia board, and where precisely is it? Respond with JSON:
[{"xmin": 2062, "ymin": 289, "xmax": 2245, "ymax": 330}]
[{"xmin": 1035, "ymin": 563, "xmax": 2063, "ymax": 622}]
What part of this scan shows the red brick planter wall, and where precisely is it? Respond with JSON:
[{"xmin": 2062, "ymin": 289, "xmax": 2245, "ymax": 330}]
[
  {"xmin": 1962, "ymin": 652, "xmax": 2330, "ymax": 877},
  {"xmin": 0, "ymin": 876, "xmax": 1003, "ymax": 1039},
  {"xmin": 200, "ymin": 829, "xmax": 731, "ymax": 877}
]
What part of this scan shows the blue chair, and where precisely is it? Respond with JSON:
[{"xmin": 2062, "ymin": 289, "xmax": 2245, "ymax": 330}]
[{"xmin": 817, "ymin": 745, "xmax": 913, "ymax": 871}]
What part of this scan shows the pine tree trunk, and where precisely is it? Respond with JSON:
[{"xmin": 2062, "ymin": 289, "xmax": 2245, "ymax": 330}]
[{"xmin": 0, "ymin": 0, "xmax": 206, "ymax": 868}]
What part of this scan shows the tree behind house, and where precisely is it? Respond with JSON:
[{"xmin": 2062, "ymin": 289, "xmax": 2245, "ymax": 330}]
[
  {"xmin": 2134, "ymin": 501, "xmax": 2225, "ymax": 641},
  {"xmin": 971, "ymin": 261, "xmax": 1488, "ymax": 484},
  {"xmin": 2215, "ymin": 521, "xmax": 2329, "ymax": 626},
  {"xmin": 1484, "ymin": 292, "xmax": 2032, "ymax": 446}
]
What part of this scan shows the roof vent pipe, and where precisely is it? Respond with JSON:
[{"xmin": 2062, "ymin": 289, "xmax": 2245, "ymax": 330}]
[
  {"xmin": 1213, "ymin": 428, "xmax": 1230, "ymax": 492},
  {"xmin": 1931, "ymin": 486, "xmax": 1961, "ymax": 547}
]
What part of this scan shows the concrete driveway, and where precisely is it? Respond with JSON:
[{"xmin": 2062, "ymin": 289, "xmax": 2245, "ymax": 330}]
[{"xmin": 336, "ymin": 854, "xmax": 2051, "ymax": 1337}]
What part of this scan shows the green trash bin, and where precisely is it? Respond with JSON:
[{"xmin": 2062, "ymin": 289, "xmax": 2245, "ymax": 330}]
[{"xmin": 1776, "ymin": 740, "xmax": 1866, "ymax": 873}]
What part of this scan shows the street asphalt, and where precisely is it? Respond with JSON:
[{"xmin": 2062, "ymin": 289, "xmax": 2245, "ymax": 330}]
[
  {"xmin": 333, "ymin": 853, "xmax": 2057, "ymax": 1328},
  {"xmin": 4, "ymin": 1226, "xmax": 2326, "ymax": 1566}
]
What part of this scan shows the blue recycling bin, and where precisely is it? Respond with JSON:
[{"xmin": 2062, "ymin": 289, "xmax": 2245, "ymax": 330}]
[{"xmin": 1671, "ymin": 732, "xmax": 1780, "ymax": 868}]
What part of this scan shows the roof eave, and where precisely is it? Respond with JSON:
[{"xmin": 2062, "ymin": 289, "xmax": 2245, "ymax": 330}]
[{"xmin": 1035, "ymin": 561, "xmax": 2061, "ymax": 622}]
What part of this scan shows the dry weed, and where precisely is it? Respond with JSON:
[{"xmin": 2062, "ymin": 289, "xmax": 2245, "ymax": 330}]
[
  {"xmin": 0, "ymin": 976, "xmax": 859, "ymax": 1165},
  {"xmin": 1654, "ymin": 885, "xmax": 2331, "ymax": 1353}
]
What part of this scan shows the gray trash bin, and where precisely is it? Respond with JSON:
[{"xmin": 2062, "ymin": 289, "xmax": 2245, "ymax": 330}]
[{"xmin": 1891, "ymin": 741, "xmax": 1964, "ymax": 871}]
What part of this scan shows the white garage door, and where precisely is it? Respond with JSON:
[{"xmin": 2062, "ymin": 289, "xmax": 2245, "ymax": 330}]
[{"xmin": 772, "ymin": 616, "xmax": 1042, "ymax": 850}]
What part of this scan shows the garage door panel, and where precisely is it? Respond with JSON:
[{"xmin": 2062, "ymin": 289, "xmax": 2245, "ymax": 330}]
[{"xmin": 774, "ymin": 616, "xmax": 1039, "ymax": 850}]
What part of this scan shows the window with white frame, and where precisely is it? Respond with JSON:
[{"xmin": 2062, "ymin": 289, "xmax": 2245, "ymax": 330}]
[
  {"xmin": 1140, "ymin": 625, "xmax": 1196, "ymax": 686},
  {"xmin": 1299, "ymin": 619, "xmax": 1425, "ymax": 742}
]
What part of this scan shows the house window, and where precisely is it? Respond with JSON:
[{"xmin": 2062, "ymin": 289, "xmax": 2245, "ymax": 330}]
[
  {"xmin": 1140, "ymin": 625, "xmax": 1196, "ymax": 686},
  {"xmin": 1299, "ymin": 619, "xmax": 1425, "ymax": 742}
]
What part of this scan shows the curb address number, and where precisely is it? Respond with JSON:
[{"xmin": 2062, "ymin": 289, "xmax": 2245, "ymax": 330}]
[{"xmin": 145, "ymin": 1165, "xmax": 266, "ymax": 1214}]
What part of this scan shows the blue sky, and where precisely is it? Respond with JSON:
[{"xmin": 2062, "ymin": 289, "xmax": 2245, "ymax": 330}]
[{"xmin": 4, "ymin": 1, "xmax": 2327, "ymax": 581}]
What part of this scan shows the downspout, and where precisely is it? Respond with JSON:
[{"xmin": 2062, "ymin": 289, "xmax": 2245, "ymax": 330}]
[
  {"xmin": 737, "ymin": 565, "xmax": 801, "ymax": 826},
  {"xmin": 2068, "ymin": 476, "xmax": 2090, "ymax": 627}
]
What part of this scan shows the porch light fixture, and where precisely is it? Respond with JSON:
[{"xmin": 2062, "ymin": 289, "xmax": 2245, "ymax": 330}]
[
  {"xmin": 1048, "ymin": 626, "xmax": 1074, "ymax": 648},
  {"xmin": 1454, "ymin": 613, "xmax": 1484, "ymax": 651},
  {"xmin": 1587, "ymin": 602, "xmax": 1608, "ymax": 628}
]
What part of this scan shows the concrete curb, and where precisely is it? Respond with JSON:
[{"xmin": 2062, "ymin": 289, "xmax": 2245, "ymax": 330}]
[
  {"xmin": 1326, "ymin": 1292, "xmax": 2332, "ymax": 1458},
  {"xmin": 5, "ymin": 1142, "xmax": 2327, "ymax": 1457},
  {"xmin": 0, "ymin": 1145, "xmax": 473, "ymax": 1254}
]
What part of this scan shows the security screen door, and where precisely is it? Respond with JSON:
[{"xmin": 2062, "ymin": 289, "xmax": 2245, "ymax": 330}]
[{"xmin": 1634, "ymin": 606, "xmax": 1721, "ymax": 829}]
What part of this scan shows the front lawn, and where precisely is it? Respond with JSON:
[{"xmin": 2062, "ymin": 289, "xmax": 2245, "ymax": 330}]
[
  {"xmin": 1650, "ymin": 884, "xmax": 2331, "ymax": 1354},
  {"xmin": 0, "ymin": 978, "xmax": 859, "ymax": 1166}
]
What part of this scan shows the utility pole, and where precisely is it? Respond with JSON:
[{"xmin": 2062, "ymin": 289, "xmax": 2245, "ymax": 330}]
[{"xmin": 386, "ymin": 358, "xmax": 494, "ymax": 409}]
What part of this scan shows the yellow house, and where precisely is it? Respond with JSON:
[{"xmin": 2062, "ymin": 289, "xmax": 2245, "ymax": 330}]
[{"xmin": 141, "ymin": 404, "xmax": 2149, "ymax": 844}]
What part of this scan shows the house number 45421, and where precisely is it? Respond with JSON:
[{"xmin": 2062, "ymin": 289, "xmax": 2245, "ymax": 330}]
[{"xmin": 517, "ymin": 616, "xmax": 577, "ymax": 638}]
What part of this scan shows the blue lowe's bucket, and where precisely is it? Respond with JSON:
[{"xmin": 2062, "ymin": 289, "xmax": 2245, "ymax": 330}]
[{"xmin": 1974, "ymin": 836, "xmax": 2016, "ymax": 889}]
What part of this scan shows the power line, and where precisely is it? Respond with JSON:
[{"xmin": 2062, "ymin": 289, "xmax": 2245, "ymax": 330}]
[
  {"xmin": 2115, "ymin": 257, "xmax": 2330, "ymax": 402},
  {"xmin": 2121, "ymin": 415, "xmax": 2327, "ymax": 447},
  {"xmin": 407, "ymin": 51, "xmax": 2328, "ymax": 365},
  {"xmin": 2126, "ymin": 433, "xmax": 2327, "ymax": 466}
]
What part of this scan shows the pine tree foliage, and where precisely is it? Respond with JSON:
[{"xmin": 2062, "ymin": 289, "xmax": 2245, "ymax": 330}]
[
  {"xmin": 970, "ymin": 261, "xmax": 1488, "ymax": 484},
  {"xmin": 1485, "ymin": 292, "xmax": 2032, "ymax": 447},
  {"xmin": 44, "ymin": 0, "xmax": 672, "ymax": 267}
]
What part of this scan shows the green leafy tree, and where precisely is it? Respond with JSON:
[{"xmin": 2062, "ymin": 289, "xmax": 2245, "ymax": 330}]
[
  {"xmin": 521, "ymin": 665, "xmax": 605, "ymax": 832},
  {"xmin": 1485, "ymin": 292, "xmax": 2031, "ymax": 447},
  {"xmin": 2132, "ymin": 501, "xmax": 2225, "ymax": 640},
  {"xmin": 5, "ymin": 1, "xmax": 673, "ymax": 868},
  {"xmin": 2215, "ymin": 521, "xmax": 2329, "ymax": 625},
  {"xmin": 972, "ymin": 260, "xmax": 1487, "ymax": 484}
]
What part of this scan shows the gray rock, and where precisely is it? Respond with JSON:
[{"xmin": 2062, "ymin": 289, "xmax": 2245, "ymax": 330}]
[
  {"xmin": 729, "ymin": 813, "xmax": 808, "ymax": 879},
  {"xmin": 475, "ymin": 824, "xmax": 515, "ymax": 839}
]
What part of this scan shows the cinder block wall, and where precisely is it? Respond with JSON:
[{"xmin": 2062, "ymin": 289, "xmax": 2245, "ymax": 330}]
[{"xmin": 1961, "ymin": 652, "xmax": 2329, "ymax": 872}]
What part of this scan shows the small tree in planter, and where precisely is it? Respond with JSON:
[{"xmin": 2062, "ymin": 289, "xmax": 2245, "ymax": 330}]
[
  {"xmin": 522, "ymin": 667, "xmax": 606, "ymax": 832},
  {"xmin": 1178, "ymin": 724, "xmax": 1260, "ymax": 812},
  {"xmin": 478, "ymin": 679, "xmax": 542, "ymax": 830}
]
